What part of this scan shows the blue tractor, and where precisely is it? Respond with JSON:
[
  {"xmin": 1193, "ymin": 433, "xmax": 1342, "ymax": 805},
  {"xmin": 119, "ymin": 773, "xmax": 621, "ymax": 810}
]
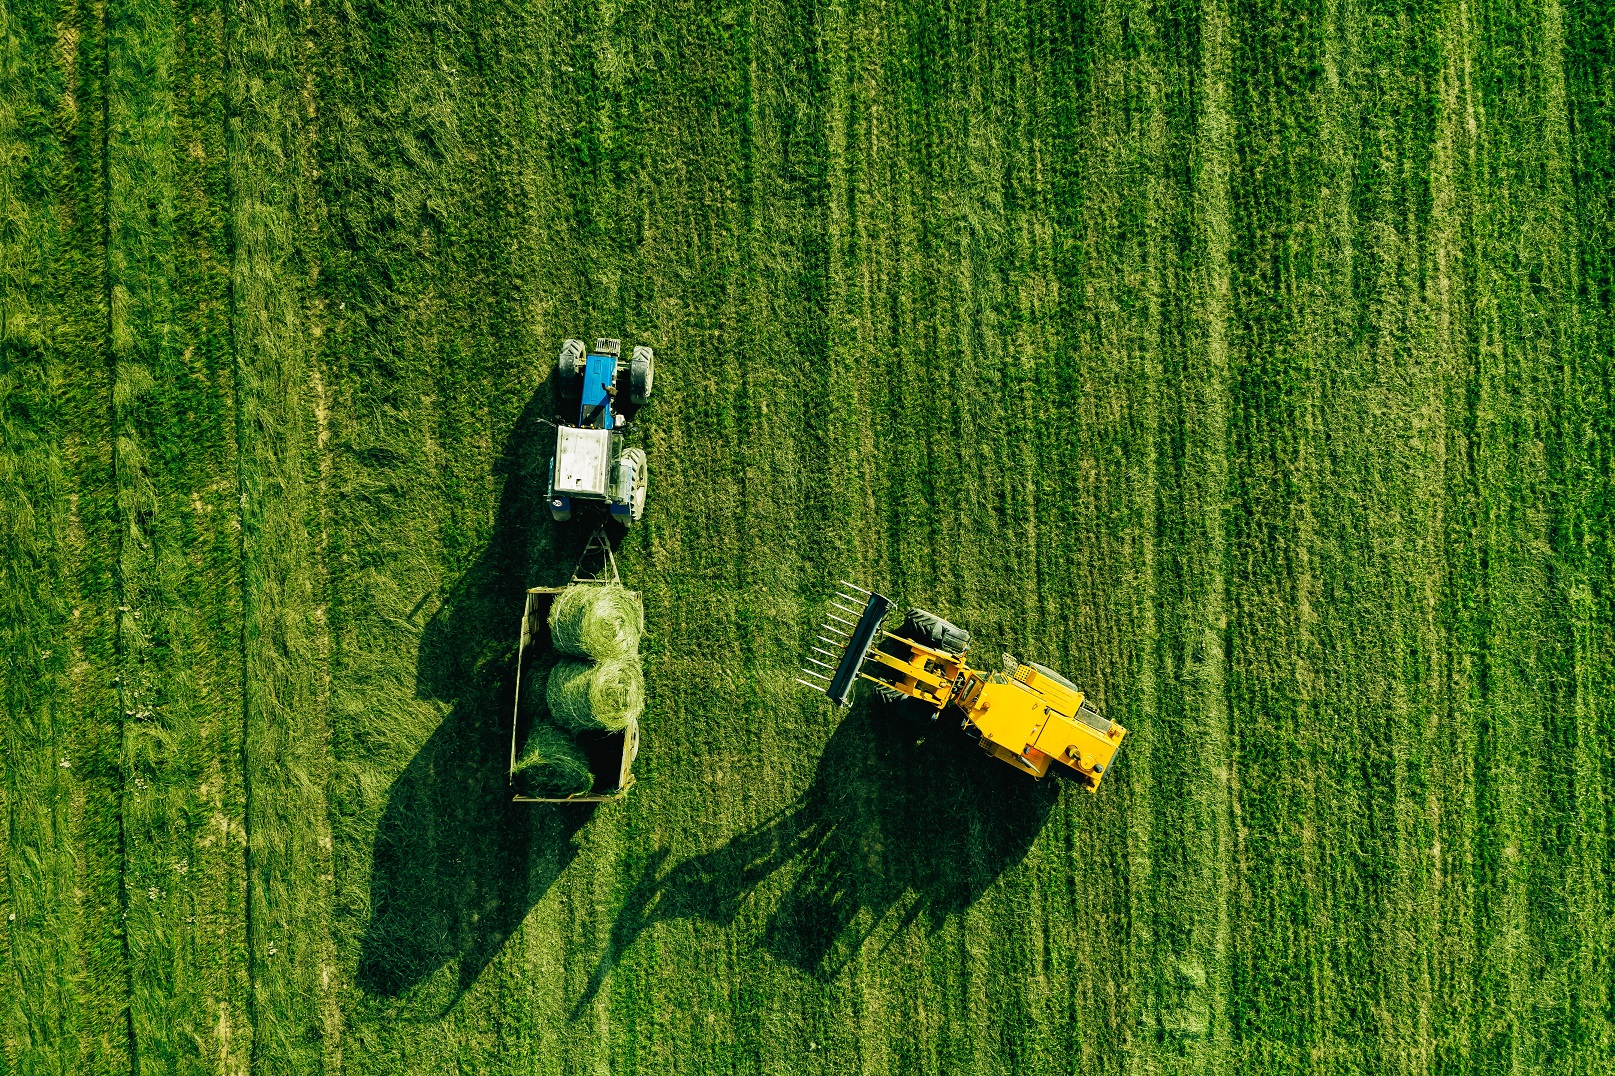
[{"xmin": 547, "ymin": 337, "xmax": 654, "ymax": 524}]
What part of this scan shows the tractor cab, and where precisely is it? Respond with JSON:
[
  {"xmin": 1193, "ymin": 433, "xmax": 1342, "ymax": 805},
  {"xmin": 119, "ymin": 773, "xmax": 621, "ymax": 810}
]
[{"xmin": 547, "ymin": 337, "xmax": 655, "ymax": 523}]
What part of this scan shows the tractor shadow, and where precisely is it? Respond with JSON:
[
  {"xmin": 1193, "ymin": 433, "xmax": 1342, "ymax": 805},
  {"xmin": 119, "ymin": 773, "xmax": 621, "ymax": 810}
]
[
  {"xmin": 574, "ymin": 704, "xmax": 1061, "ymax": 1012},
  {"xmin": 356, "ymin": 387, "xmax": 616, "ymax": 1008}
]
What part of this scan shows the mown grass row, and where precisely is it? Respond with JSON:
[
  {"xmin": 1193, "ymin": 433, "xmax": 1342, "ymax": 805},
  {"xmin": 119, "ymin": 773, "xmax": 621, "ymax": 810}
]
[
  {"xmin": 1, "ymin": 0, "xmax": 127, "ymax": 1070},
  {"xmin": 226, "ymin": 0, "xmax": 334, "ymax": 1068},
  {"xmin": 310, "ymin": 0, "xmax": 564, "ymax": 1063},
  {"xmin": 108, "ymin": 0, "xmax": 250, "ymax": 1067}
]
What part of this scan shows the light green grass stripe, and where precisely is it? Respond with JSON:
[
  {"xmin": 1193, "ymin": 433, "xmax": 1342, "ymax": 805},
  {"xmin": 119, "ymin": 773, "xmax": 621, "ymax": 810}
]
[
  {"xmin": 226, "ymin": 0, "xmax": 333, "ymax": 1069},
  {"xmin": 2, "ymin": 0, "xmax": 131, "ymax": 1069},
  {"xmin": 1426, "ymin": 6, "xmax": 1479, "ymax": 1062},
  {"xmin": 0, "ymin": 295, "xmax": 88, "ymax": 1074},
  {"xmin": 1456, "ymin": 2, "xmax": 1579, "ymax": 1070},
  {"xmin": 1190, "ymin": 0, "xmax": 1234, "ymax": 1066}
]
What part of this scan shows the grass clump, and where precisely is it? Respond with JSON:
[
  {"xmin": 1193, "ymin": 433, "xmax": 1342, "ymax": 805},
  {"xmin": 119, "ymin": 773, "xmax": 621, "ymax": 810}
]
[
  {"xmin": 545, "ymin": 658, "xmax": 645, "ymax": 732},
  {"xmin": 548, "ymin": 584, "xmax": 641, "ymax": 660},
  {"xmin": 512, "ymin": 723, "xmax": 594, "ymax": 797}
]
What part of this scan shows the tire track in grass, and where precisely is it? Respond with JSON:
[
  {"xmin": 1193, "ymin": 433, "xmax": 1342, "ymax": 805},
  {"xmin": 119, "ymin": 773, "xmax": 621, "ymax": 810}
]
[
  {"xmin": 1, "ymin": 0, "xmax": 128, "ymax": 1068},
  {"xmin": 1426, "ymin": 3, "xmax": 1486, "ymax": 1062},
  {"xmin": 1431, "ymin": 3, "xmax": 1516, "ymax": 1068},
  {"xmin": 1434, "ymin": 6, "xmax": 1498, "ymax": 1069},
  {"xmin": 225, "ymin": 0, "xmax": 333, "ymax": 1068},
  {"xmin": 107, "ymin": 0, "xmax": 249, "ymax": 1066}
]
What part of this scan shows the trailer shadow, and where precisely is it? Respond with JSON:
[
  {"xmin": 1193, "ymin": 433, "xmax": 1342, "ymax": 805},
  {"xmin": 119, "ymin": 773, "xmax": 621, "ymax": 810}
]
[
  {"xmin": 574, "ymin": 705, "xmax": 1061, "ymax": 1012},
  {"xmin": 355, "ymin": 389, "xmax": 613, "ymax": 1008}
]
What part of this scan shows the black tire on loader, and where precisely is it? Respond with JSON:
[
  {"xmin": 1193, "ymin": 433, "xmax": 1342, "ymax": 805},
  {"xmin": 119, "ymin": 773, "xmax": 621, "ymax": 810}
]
[
  {"xmin": 896, "ymin": 608, "xmax": 971, "ymax": 654},
  {"xmin": 873, "ymin": 682, "xmax": 939, "ymax": 728}
]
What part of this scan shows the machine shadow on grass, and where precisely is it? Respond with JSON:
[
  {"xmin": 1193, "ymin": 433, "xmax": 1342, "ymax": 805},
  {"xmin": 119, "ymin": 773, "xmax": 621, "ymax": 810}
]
[
  {"xmin": 574, "ymin": 705, "xmax": 1061, "ymax": 1013},
  {"xmin": 356, "ymin": 388, "xmax": 614, "ymax": 1009}
]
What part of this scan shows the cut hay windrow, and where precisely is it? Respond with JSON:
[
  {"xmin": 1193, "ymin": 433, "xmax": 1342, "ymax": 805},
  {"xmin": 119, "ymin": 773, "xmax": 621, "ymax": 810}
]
[
  {"xmin": 512, "ymin": 723, "xmax": 595, "ymax": 797},
  {"xmin": 545, "ymin": 657, "xmax": 645, "ymax": 732},
  {"xmin": 548, "ymin": 583, "xmax": 641, "ymax": 660}
]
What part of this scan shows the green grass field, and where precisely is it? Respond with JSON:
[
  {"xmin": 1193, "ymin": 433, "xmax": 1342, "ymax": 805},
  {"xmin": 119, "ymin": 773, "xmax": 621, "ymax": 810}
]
[{"xmin": 3, "ymin": 0, "xmax": 1613, "ymax": 1071}]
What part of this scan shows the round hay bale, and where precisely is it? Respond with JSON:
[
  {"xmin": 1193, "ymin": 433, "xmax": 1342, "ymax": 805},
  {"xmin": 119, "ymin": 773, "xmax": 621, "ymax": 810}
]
[
  {"xmin": 512, "ymin": 723, "xmax": 594, "ymax": 797},
  {"xmin": 546, "ymin": 657, "xmax": 645, "ymax": 732},
  {"xmin": 548, "ymin": 584, "xmax": 641, "ymax": 660}
]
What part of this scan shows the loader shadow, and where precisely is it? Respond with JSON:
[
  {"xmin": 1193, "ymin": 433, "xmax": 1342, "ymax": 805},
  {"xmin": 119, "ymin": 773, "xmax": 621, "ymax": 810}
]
[
  {"xmin": 573, "ymin": 705, "xmax": 1061, "ymax": 1013},
  {"xmin": 356, "ymin": 388, "xmax": 609, "ymax": 1007}
]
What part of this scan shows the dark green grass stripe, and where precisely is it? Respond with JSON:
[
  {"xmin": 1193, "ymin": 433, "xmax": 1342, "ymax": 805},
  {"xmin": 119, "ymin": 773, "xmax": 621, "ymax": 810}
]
[
  {"xmin": 1554, "ymin": 0, "xmax": 1615, "ymax": 1063},
  {"xmin": 1446, "ymin": 2, "xmax": 1584, "ymax": 1071},
  {"xmin": 1561, "ymin": 0, "xmax": 1615, "ymax": 1062},
  {"xmin": 1135, "ymin": 0, "xmax": 1237, "ymax": 1069},
  {"xmin": 226, "ymin": 0, "xmax": 334, "ymax": 1069},
  {"xmin": 107, "ymin": 0, "xmax": 250, "ymax": 1067}
]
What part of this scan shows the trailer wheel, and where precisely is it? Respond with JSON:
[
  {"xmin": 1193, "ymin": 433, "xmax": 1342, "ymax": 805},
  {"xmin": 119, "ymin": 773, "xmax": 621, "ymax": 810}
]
[
  {"xmin": 630, "ymin": 346, "xmax": 654, "ymax": 403},
  {"xmin": 558, "ymin": 339, "xmax": 585, "ymax": 383}
]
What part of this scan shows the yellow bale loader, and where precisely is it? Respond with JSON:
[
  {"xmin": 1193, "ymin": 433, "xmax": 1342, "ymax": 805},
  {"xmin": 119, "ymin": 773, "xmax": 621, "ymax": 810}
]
[{"xmin": 796, "ymin": 584, "xmax": 1125, "ymax": 791}]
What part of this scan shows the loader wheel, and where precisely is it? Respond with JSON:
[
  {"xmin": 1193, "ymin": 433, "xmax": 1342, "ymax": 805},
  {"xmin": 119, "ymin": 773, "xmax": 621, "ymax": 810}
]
[
  {"xmin": 630, "ymin": 346, "xmax": 654, "ymax": 403},
  {"xmin": 897, "ymin": 608, "xmax": 971, "ymax": 654},
  {"xmin": 874, "ymin": 683, "xmax": 938, "ymax": 728},
  {"xmin": 558, "ymin": 338, "xmax": 585, "ymax": 383}
]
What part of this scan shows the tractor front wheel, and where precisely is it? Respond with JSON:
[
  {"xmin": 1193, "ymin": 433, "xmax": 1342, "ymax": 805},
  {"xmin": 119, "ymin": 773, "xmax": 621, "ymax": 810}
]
[{"xmin": 558, "ymin": 339, "xmax": 585, "ymax": 384}]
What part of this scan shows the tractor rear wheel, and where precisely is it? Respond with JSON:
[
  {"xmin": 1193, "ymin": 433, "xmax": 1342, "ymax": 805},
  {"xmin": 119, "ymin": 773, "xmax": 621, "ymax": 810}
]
[
  {"xmin": 558, "ymin": 339, "xmax": 585, "ymax": 383},
  {"xmin": 620, "ymin": 447, "xmax": 648, "ymax": 523},
  {"xmin": 630, "ymin": 346, "xmax": 655, "ymax": 403}
]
